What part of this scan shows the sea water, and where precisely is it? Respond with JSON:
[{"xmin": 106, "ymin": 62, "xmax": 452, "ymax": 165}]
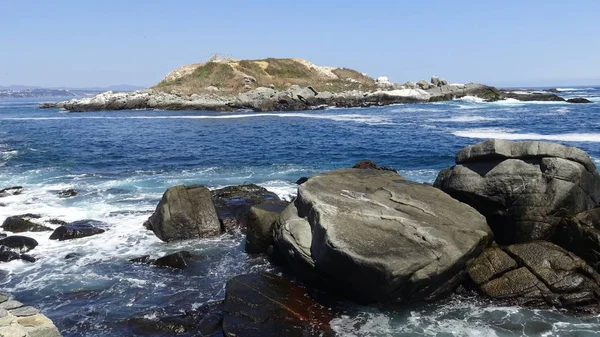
[{"xmin": 1, "ymin": 87, "xmax": 600, "ymax": 336}]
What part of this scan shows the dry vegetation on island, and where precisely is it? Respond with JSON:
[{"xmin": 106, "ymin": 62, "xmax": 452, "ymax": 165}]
[{"xmin": 153, "ymin": 56, "xmax": 378, "ymax": 95}]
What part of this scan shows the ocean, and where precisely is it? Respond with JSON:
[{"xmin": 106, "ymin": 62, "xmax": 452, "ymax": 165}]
[{"xmin": 1, "ymin": 87, "xmax": 600, "ymax": 336}]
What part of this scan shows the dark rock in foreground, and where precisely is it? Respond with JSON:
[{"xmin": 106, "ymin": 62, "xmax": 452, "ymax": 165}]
[
  {"xmin": 275, "ymin": 168, "xmax": 492, "ymax": 303},
  {"xmin": 567, "ymin": 98, "xmax": 593, "ymax": 103},
  {"xmin": 144, "ymin": 185, "xmax": 221, "ymax": 242},
  {"xmin": 57, "ymin": 188, "xmax": 78, "ymax": 198},
  {"xmin": 245, "ymin": 200, "xmax": 289, "ymax": 254},
  {"xmin": 49, "ymin": 220, "xmax": 106, "ymax": 241},
  {"xmin": 211, "ymin": 184, "xmax": 280, "ymax": 231},
  {"xmin": 435, "ymin": 139, "xmax": 600, "ymax": 245},
  {"xmin": 0, "ymin": 186, "xmax": 23, "ymax": 197},
  {"xmin": 223, "ymin": 273, "xmax": 334, "ymax": 337},
  {"xmin": 2, "ymin": 214, "xmax": 52, "ymax": 233},
  {"xmin": 0, "ymin": 236, "xmax": 38, "ymax": 253},
  {"xmin": 467, "ymin": 242, "xmax": 600, "ymax": 310}
]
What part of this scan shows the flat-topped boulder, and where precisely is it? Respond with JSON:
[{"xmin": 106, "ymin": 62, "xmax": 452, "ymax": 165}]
[
  {"xmin": 144, "ymin": 185, "xmax": 221, "ymax": 242},
  {"xmin": 435, "ymin": 139, "xmax": 600, "ymax": 244},
  {"xmin": 274, "ymin": 168, "xmax": 492, "ymax": 303}
]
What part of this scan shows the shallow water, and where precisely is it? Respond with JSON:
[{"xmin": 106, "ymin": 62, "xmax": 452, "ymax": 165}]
[{"xmin": 1, "ymin": 88, "xmax": 600, "ymax": 336}]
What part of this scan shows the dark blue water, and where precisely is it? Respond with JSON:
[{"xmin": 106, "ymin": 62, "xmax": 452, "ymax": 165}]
[{"xmin": 1, "ymin": 88, "xmax": 600, "ymax": 336}]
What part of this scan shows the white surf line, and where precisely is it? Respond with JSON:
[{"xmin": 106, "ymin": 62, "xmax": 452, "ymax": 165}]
[{"xmin": 453, "ymin": 130, "xmax": 600, "ymax": 142}]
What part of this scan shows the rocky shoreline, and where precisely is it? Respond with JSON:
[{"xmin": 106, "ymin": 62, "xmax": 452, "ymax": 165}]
[
  {"xmin": 38, "ymin": 78, "xmax": 590, "ymax": 113},
  {"xmin": 0, "ymin": 293, "xmax": 62, "ymax": 336},
  {"xmin": 5, "ymin": 139, "xmax": 600, "ymax": 335}
]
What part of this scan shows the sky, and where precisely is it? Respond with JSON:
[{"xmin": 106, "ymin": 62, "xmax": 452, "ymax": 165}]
[{"xmin": 1, "ymin": 0, "xmax": 599, "ymax": 88}]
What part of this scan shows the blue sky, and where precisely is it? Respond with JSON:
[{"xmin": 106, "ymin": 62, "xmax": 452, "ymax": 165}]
[{"xmin": 1, "ymin": 0, "xmax": 599, "ymax": 87}]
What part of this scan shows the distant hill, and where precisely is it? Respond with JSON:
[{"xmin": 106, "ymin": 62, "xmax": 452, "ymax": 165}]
[{"xmin": 153, "ymin": 58, "xmax": 379, "ymax": 95}]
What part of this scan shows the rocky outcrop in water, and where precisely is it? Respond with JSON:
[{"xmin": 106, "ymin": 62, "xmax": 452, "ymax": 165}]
[
  {"xmin": 434, "ymin": 139, "xmax": 600, "ymax": 245},
  {"xmin": 39, "ymin": 82, "xmax": 523, "ymax": 113},
  {"xmin": 567, "ymin": 98, "xmax": 593, "ymax": 103},
  {"xmin": 245, "ymin": 200, "xmax": 289, "ymax": 254},
  {"xmin": 144, "ymin": 185, "xmax": 221, "ymax": 242},
  {"xmin": 2, "ymin": 214, "xmax": 52, "ymax": 233},
  {"xmin": 49, "ymin": 220, "xmax": 106, "ymax": 241},
  {"xmin": 274, "ymin": 168, "xmax": 492, "ymax": 303}
]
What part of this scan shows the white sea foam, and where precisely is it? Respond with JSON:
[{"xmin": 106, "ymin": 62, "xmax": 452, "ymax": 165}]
[
  {"xmin": 0, "ymin": 113, "xmax": 392, "ymax": 125},
  {"xmin": 427, "ymin": 116, "xmax": 508, "ymax": 123},
  {"xmin": 453, "ymin": 129, "xmax": 600, "ymax": 142},
  {"xmin": 454, "ymin": 95, "xmax": 486, "ymax": 103}
]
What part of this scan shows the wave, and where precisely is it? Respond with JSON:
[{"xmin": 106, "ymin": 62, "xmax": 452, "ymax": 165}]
[
  {"xmin": 0, "ymin": 113, "xmax": 392, "ymax": 125},
  {"xmin": 427, "ymin": 116, "xmax": 508, "ymax": 123},
  {"xmin": 453, "ymin": 129, "xmax": 600, "ymax": 142},
  {"xmin": 454, "ymin": 96, "xmax": 485, "ymax": 103},
  {"xmin": 555, "ymin": 88, "xmax": 595, "ymax": 92}
]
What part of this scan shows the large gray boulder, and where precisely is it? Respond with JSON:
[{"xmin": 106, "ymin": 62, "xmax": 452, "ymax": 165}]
[
  {"xmin": 245, "ymin": 200, "xmax": 289, "ymax": 254},
  {"xmin": 274, "ymin": 168, "xmax": 492, "ymax": 303},
  {"xmin": 435, "ymin": 139, "xmax": 600, "ymax": 245},
  {"xmin": 144, "ymin": 185, "xmax": 221, "ymax": 242},
  {"xmin": 467, "ymin": 241, "xmax": 600, "ymax": 309}
]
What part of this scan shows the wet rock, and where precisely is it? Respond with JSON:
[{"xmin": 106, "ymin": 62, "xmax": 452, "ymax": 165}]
[
  {"xmin": 64, "ymin": 252, "xmax": 82, "ymax": 260},
  {"xmin": 153, "ymin": 251, "xmax": 192, "ymax": 269},
  {"xmin": 0, "ymin": 186, "xmax": 23, "ymax": 197},
  {"xmin": 0, "ymin": 249, "xmax": 21, "ymax": 262},
  {"xmin": 567, "ymin": 98, "xmax": 593, "ymax": 103},
  {"xmin": 467, "ymin": 241, "xmax": 600, "ymax": 309},
  {"xmin": 130, "ymin": 251, "xmax": 193, "ymax": 269},
  {"xmin": 275, "ymin": 168, "xmax": 492, "ymax": 303},
  {"xmin": 435, "ymin": 139, "xmax": 600, "ymax": 244},
  {"xmin": 0, "ymin": 233, "xmax": 7, "ymax": 238},
  {"xmin": 245, "ymin": 200, "xmax": 289, "ymax": 254},
  {"xmin": 212, "ymin": 184, "xmax": 280, "ymax": 231},
  {"xmin": 2, "ymin": 215, "xmax": 52, "ymax": 233},
  {"xmin": 47, "ymin": 219, "xmax": 68, "ymax": 226},
  {"xmin": 352, "ymin": 159, "xmax": 396, "ymax": 172},
  {"xmin": 57, "ymin": 188, "xmax": 78, "ymax": 198},
  {"xmin": 144, "ymin": 185, "xmax": 221, "ymax": 242},
  {"xmin": 0, "ymin": 235, "xmax": 38, "ymax": 253},
  {"xmin": 126, "ymin": 302, "xmax": 222, "ymax": 336},
  {"xmin": 295, "ymin": 177, "xmax": 309, "ymax": 185},
  {"xmin": 19, "ymin": 254, "xmax": 36, "ymax": 263},
  {"xmin": 503, "ymin": 92, "xmax": 565, "ymax": 102},
  {"xmin": 223, "ymin": 273, "xmax": 334, "ymax": 337},
  {"xmin": 49, "ymin": 220, "xmax": 106, "ymax": 241}
]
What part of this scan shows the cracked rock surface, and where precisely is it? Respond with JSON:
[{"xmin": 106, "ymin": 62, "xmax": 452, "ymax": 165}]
[
  {"xmin": 467, "ymin": 241, "xmax": 600, "ymax": 309},
  {"xmin": 274, "ymin": 168, "xmax": 492, "ymax": 303},
  {"xmin": 435, "ymin": 139, "xmax": 600, "ymax": 245},
  {"xmin": 0, "ymin": 292, "xmax": 62, "ymax": 336}
]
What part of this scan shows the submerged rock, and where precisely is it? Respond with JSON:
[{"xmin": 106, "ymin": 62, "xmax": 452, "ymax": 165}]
[
  {"xmin": 2, "ymin": 214, "xmax": 52, "ymax": 233},
  {"xmin": 0, "ymin": 235, "xmax": 38, "ymax": 253},
  {"xmin": 567, "ymin": 98, "xmax": 593, "ymax": 103},
  {"xmin": 211, "ymin": 184, "xmax": 280, "ymax": 231},
  {"xmin": 245, "ymin": 200, "xmax": 289, "ymax": 254},
  {"xmin": 49, "ymin": 220, "xmax": 106, "ymax": 241},
  {"xmin": 435, "ymin": 139, "xmax": 600, "ymax": 245},
  {"xmin": 295, "ymin": 177, "xmax": 309, "ymax": 185},
  {"xmin": 144, "ymin": 185, "xmax": 221, "ymax": 242},
  {"xmin": 275, "ymin": 168, "xmax": 492, "ymax": 303},
  {"xmin": 467, "ymin": 242, "xmax": 600, "ymax": 309},
  {"xmin": 223, "ymin": 273, "xmax": 334, "ymax": 337},
  {"xmin": 57, "ymin": 188, "xmax": 78, "ymax": 198}
]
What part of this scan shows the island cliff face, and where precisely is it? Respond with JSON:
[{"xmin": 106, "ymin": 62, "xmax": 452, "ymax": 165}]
[{"xmin": 39, "ymin": 58, "xmax": 568, "ymax": 112}]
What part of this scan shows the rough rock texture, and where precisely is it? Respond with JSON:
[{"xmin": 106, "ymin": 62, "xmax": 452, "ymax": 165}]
[
  {"xmin": 552, "ymin": 208, "xmax": 600, "ymax": 271},
  {"xmin": 0, "ymin": 236, "xmax": 38, "ymax": 253},
  {"xmin": 427, "ymin": 84, "xmax": 501, "ymax": 102},
  {"xmin": 274, "ymin": 168, "xmax": 492, "ymax": 303},
  {"xmin": 49, "ymin": 220, "xmax": 106, "ymax": 241},
  {"xmin": 144, "ymin": 185, "xmax": 221, "ymax": 242},
  {"xmin": 435, "ymin": 139, "xmax": 600, "ymax": 244},
  {"xmin": 222, "ymin": 273, "xmax": 334, "ymax": 337},
  {"xmin": 245, "ymin": 200, "xmax": 289, "ymax": 254},
  {"xmin": 352, "ymin": 159, "xmax": 396, "ymax": 172},
  {"xmin": 211, "ymin": 184, "xmax": 280, "ymax": 231},
  {"xmin": 0, "ymin": 293, "xmax": 62, "ymax": 336},
  {"xmin": 467, "ymin": 241, "xmax": 600, "ymax": 309},
  {"xmin": 2, "ymin": 215, "xmax": 52, "ymax": 233}
]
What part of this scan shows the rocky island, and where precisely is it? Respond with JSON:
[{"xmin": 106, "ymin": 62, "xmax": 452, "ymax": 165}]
[{"xmin": 39, "ymin": 57, "xmax": 587, "ymax": 112}]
